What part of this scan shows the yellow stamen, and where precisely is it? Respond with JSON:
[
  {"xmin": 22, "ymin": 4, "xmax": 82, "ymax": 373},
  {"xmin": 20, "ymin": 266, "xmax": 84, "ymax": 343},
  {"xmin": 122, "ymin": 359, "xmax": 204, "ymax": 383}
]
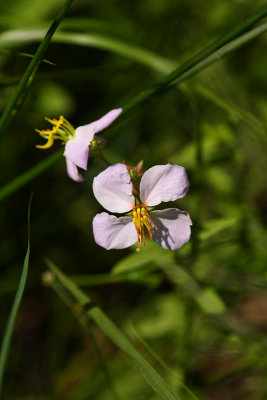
[
  {"xmin": 132, "ymin": 206, "xmax": 154, "ymax": 249},
  {"xmin": 35, "ymin": 115, "xmax": 75, "ymax": 150},
  {"xmin": 35, "ymin": 131, "xmax": 54, "ymax": 149}
]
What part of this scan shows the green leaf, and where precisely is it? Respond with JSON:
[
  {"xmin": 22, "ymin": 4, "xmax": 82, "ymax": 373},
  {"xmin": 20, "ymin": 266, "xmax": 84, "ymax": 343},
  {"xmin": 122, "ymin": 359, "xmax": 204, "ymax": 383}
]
[
  {"xmin": 70, "ymin": 271, "xmax": 161, "ymax": 288},
  {"xmin": 196, "ymin": 287, "xmax": 226, "ymax": 315},
  {"xmin": 0, "ymin": 194, "xmax": 32, "ymax": 395},
  {"xmin": 112, "ymin": 241, "xmax": 174, "ymax": 275},
  {"xmin": 200, "ymin": 217, "xmax": 239, "ymax": 241},
  {"xmin": 0, "ymin": 0, "xmax": 74, "ymax": 140},
  {"xmin": 46, "ymin": 259, "xmax": 181, "ymax": 400}
]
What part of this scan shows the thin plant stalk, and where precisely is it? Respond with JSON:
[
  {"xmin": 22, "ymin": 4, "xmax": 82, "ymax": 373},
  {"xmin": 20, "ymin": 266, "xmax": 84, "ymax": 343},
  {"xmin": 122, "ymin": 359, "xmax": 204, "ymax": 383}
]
[
  {"xmin": 0, "ymin": 194, "xmax": 33, "ymax": 396},
  {"xmin": 0, "ymin": 0, "xmax": 74, "ymax": 139}
]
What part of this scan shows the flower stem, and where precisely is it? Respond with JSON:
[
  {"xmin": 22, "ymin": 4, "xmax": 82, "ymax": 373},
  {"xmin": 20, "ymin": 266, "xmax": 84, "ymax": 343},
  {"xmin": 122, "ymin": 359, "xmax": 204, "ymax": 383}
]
[{"xmin": 96, "ymin": 153, "xmax": 112, "ymax": 166}]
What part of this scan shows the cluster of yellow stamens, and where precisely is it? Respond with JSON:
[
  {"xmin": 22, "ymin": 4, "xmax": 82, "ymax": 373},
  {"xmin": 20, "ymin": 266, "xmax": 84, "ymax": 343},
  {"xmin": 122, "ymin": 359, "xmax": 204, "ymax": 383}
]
[
  {"xmin": 132, "ymin": 206, "xmax": 155, "ymax": 250},
  {"xmin": 35, "ymin": 116, "xmax": 75, "ymax": 149}
]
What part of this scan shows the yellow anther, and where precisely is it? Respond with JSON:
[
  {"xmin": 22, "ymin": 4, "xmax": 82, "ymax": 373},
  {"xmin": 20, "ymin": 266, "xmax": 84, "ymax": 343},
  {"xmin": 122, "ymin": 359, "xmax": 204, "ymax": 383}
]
[
  {"xmin": 132, "ymin": 206, "xmax": 154, "ymax": 249},
  {"xmin": 45, "ymin": 116, "xmax": 63, "ymax": 125},
  {"xmin": 143, "ymin": 216, "xmax": 153, "ymax": 240},
  {"xmin": 35, "ymin": 132, "xmax": 54, "ymax": 149},
  {"xmin": 144, "ymin": 208, "xmax": 155, "ymax": 227},
  {"xmin": 35, "ymin": 115, "xmax": 75, "ymax": 150}
]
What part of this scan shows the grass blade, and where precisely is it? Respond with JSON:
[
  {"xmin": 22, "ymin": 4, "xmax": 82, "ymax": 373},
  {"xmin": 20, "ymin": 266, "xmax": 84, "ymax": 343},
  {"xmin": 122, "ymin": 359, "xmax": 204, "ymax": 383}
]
[
  {"xmin": 159, "ymin": 7, "xmax": 267, "ymax": 88},
  {"xmin": 0, "ymin": 49, "xmax": 55, "ymax": 65},
  {"xmin": 46, "ymin": 259, "xmax": 180, "ymax": 400},
  {"xmin": 0, "ymin": 29, "xmax": 175, "ymax": 74},
  {"xmin": 0, "ymin": 194, "xmax": 33, "ymax": 396},
  {"xmin": 0, "ymin": 0, "xmax": 74, "ymax": 140},
  {"xmin": 122, "ymin": 20, "xmax": 267, "ymax": 113},
  {"xmin": 0, "ymin": 150, "xmax": 63, "ymax": 202},
  {"xmin": 129, "ymin": 323, "xmax": 199, "ymax": 400}
]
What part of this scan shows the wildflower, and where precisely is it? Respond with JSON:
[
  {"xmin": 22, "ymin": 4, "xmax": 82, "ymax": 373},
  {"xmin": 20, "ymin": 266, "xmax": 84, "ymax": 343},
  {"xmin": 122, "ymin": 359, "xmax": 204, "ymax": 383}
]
[
  {"xmin": 35, "ymin": 108, "xmax": 122, "ymax": 182},
  {"xmin": 92, "ymin": 163, "xmax": 192, "ymax": 250}
]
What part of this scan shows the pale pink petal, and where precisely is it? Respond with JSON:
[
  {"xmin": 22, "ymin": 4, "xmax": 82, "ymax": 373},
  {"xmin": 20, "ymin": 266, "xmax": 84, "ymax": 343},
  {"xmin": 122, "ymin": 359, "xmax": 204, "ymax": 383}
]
[
  {"xmin": 63, "ymin": 109, "xmax": 121, "ymax": 170},
  {"xmin": 93, "ymin": 163, "xmax": 134, "ymax": 213},
  {"xmin": 140, "ymin": 164, "xmax": 190, "ymax": 206},
  {"xmin": 66, "ymin": 158, "xmax": 84, "ymax": 182},
  {"xmin": 93, "ymin": 212, "xmax": 137, "ymax": 249},
  {"xmin": 151, "ymin": 208, "xmax": 192, "ymax": 250},
  {"xmin": 90, "ymin": 108, "xmax": 122, "ymax": 133},
  {"xmin": 63, "ymin": 126, "xmax": 94, "ymax": 170}
]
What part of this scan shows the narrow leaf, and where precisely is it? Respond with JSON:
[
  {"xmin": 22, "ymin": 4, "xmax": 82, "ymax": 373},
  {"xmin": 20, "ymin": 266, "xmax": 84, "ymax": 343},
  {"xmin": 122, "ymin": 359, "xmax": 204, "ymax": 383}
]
[
  {"xmin": 0, "ymin": 194, "xmax": 33, "ymax": 395},
  {"xmin": 46, "ymin": 259, "xmax": 180, "ymax": 400},
  {"xmin": 0, "ymin": 150, "xmax": 63, "ymax": 202},
  {"xmin": 0, "ymin": 0, "xmax": 74, "ymax": 139}
]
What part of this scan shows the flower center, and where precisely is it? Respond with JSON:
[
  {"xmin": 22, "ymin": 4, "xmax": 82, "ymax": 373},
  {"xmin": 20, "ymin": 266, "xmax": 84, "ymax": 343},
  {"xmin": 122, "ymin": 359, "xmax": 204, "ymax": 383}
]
[
  {"xmin": 132, "ymin": 206, "xmax": 155, "ymax": 250},
  {"xmin": 35, "ymin": 116, "xmax": 75, "ymax": 149}
]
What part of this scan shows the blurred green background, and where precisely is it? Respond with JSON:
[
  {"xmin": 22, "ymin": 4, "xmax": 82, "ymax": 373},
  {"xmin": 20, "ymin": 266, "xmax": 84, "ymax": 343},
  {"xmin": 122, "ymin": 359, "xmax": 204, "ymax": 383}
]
[{"xmin": 1, "ymin": 0, "xmax": 267, "ymax": 399}]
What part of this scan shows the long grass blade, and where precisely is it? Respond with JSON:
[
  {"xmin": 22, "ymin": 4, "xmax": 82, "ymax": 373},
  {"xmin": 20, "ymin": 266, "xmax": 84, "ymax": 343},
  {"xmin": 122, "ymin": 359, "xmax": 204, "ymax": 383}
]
[
  {"xmin": 159, "ymin": 7, "xmax": 267, "ymax": 87},
  {"xmin": 0, "ymin": 194, "xmax": 33, "ymax": 396},
  {"xmin": 0, "ymin": 29, "xmax": 175, "ymax": 74},
  {"xmin": 46, "ymin": 259, "xmax": 180, "ymax": 400},
  {"xmin": 0, "ymin": 150, "xmax": 63, "ymax": 202},
  {"xmin": 129, "ymin": 323, "xmax": 199, "ymax": 400},
  {"xmin": 0, "ymin": 0, "xmax": 74, "ymax": 140},
  {"xmin": 122, "ymin": 20, "xmax": 267, "ymax": 113}
]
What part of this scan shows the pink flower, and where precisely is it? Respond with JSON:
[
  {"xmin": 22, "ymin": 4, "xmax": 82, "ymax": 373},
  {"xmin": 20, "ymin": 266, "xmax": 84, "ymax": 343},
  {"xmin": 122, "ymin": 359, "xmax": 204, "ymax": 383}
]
[
  {"xmin": 35, "ymin": 108, "xmax": 122, "ymax": 182},
  {"xmin": 92, "ymin": 163, "xmax": 192, "ymax": 250}
]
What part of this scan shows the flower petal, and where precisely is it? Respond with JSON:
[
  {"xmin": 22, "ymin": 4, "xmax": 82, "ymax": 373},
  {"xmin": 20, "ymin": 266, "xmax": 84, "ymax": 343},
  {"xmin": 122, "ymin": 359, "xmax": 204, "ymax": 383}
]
[
  {"xmin": 63, "ymin": 109, "xmax": 122, "ymax": 170},
  {"xmin": 90, "ymin": 108, "xmax": 122, "ymax": 133},
  {"xmin": 151, "ymin": 208, "xmax": 192, "ymax": 250},
  {"xmin": 140, "ymin": 164, "xmax": 190, "ymax": 206},
  {"xmin": 66, "ymin": 158, "xmax": 84, "ymax": 182},
  {"xmin": 63, "ymin": 126, "xmax": 94, "ymax": 170},
  {"xmin": 93, "ymin": 212, "xmax": 137, "ymax": 249},
  {"xmin": 93, "ymin": 163, "xmax": 134, "ymax": 213}
]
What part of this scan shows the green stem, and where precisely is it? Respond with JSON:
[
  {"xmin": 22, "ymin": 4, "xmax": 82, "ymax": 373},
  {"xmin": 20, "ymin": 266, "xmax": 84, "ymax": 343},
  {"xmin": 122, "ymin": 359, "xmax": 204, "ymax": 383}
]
[
  {"xmin": 191, "ymin": 100, "xmax": 203, "ymax": 260},
  {"xmin": 0, "ymin": 150, "xmax": 63, "ymax": 202},
  {"xmin": 0, "ymin": 0, "xmax": 74, "ymax": 140},
  {"xmin": 69, "ymin": 272, "xmax": 158, "ymax": 287},
  {"xmin": 96, "ymin": 153, "xmax": 112, "ymax": 166},
  {"xmin": 0, "ymin": 49, "xmax": 55, "ymax": 66},
  {"xmin": 0, "ymin": 194, "xmax": 32, "ymax": 396}
]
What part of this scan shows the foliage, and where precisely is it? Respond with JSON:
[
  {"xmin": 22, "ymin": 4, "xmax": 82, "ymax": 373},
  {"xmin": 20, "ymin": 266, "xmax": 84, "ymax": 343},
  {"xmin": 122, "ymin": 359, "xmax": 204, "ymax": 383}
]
[{"xmin": 0, "ymin": 1, "xmax": 267, "ymax": 399}]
